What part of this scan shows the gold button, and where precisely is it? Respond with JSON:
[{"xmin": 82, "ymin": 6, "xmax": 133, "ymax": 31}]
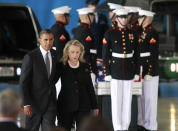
[
  {"xmin": 112, "ymin": 60, "xmax": 115, "ymax": 63},
  {"xmin": 122, "ymin": 35, "xmax": 125, "ymax": 38},
  {"xmin": 122, "ymin": 32, "xmax": 124, "ymax": 34},
  {"xmin": 115, "ymin": 40, "xmax": 117, "ymax": 43},
  {"xmin": 123, "ymin": 39, "xmax": 125, "ymax": 41},
  {"xmin": 124, "ymin": 51, "xmax": 126, "ymax": 54},
  {"xmin": 123, "ymin": 47, "xmax": 126, "ymax": 49},
  {"xmin": 123, "ymin": 43, "xmax": 125, "ymax": 45}
]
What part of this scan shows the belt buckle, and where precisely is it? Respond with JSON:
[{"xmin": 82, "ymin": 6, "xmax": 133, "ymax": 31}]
[{"xmin": 123, "ymin": 54, "xmax": 127, "ymax": 58}]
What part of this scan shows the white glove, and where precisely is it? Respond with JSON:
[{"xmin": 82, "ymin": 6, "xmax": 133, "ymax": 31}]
[
  {"xmin": 104, "ymin": 75, "xmax": 112, "ymax": 81},
  {"xmin": 144, "ymin": 75, "xmax": 152, "ymax": 81},
  {"xmin": 90, "ymin": 73, "xmax": 96, "ymax": 87},
  {"xmin": 133, "ymin": 75, "xmax": 140, "ymax": 81}
]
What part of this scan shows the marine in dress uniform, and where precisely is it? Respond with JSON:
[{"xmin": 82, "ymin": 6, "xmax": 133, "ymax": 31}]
[
  {"xmin": 125, "ymin": 6, "xmax": 141, "ymax": 33},
  {"xmin": 51, "ymin": 6, "xmax": 71, "ymax": 61},
  {"xmin": 107, "ymin": 3, "xmax": 123, "ymax": 29},
  {"xmin": 124, "ymin": 6, "xmax": 141, "ymax": 131},
  {"xmin": 96, "ymin": 3, "xmax": 123, "ymax": 127},
  {"xmin": 86, "ymin": 0, "xmax": 109, "ymax": 59},
  {"xmin": 102, "ymin": 8, "xmax": 140, "ymax": 131},
  {"xmin": 137, "ymin": 9, "xmax": 159, "ymax": 131},
  {"xmin": 73, "ymin": 7, "xmax": 98, "ymax": 85}
]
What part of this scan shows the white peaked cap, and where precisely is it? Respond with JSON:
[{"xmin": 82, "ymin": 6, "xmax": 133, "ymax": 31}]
[
  {"xmin": 107, "ymin": 3, "xmax": 123, "ymax": 10},
  {"xmin": 113, "ymin": 8, "xmax": 129, "ymax": 16},
  {"xmin": 77, "ymin": 7, "xmax": 94, "ymax": 15},
  {"xmin": 124, "ymin": 6, "xmax": 141, "ymax": 13},
  {"xmin": 138, "ymin": 9, "xmax": 155, "ymax": 17},
  {"xmin": 51, "ymin": 6, "xmax": 71, "ymax": 14}
]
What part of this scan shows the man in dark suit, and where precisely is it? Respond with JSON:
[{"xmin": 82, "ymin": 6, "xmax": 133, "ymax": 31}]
[
  {"xmin": 0, "ymin": 89, "xmax": 29, "ymax": 131},
  {"xmin": 20, "ymin": 29, "xmax": 59, "ymax": 131},
  {"xmin": 86, "ymin": 0, "xmax": 109, "ymax": 58}
]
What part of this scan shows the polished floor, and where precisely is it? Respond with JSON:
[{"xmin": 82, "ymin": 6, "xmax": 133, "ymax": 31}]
[
  {"xmin": 17, "ymin": 97, "xmax": 178, "ymax": 131},
  {"xmin": 157, "ymin": 98, "xmax": 178, "ymax": 131}
]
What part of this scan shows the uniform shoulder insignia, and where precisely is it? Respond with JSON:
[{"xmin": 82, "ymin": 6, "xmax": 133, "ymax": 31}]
[
  {"xmin": 85, "ymin": 36, "xmax": 92, "ymax": 42},
  {"xmin": 150, "ymin": 38, "xmax": 156, "ymax": 44},
  {"xmin": 102, "ymin": 38, "xmax": 107, "ymax": 45},
  {"xmin": 59, "ymin": 34, "xmax": 66, "ymax": 41}
]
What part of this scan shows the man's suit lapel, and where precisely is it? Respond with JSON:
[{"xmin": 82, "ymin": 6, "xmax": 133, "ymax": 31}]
[
  {"xmin": 49, "ymin": 50, "xmax": 56, "ymax": 81},
  {"xmin": 37, "ymin": 48, "xmax": 49, "ymax": 79}
]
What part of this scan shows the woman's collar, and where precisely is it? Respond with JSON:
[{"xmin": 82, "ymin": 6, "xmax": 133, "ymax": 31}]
[{"xmin": 68, "ymin": 60, "xmax": 79, "ymax": 68}]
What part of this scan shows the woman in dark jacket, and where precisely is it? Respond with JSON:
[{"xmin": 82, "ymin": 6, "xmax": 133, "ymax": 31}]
[{"xmin": 57, "ymin": 40, "xmax": 99, "ymax": 131}]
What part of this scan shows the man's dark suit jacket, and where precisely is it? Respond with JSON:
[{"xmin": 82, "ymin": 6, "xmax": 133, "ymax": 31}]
[
  {"xmin": 0, "ymin": 122, "xmax": 29, "ymax": 131},
  {"xmin": 20, "ymin": 48, "xmax": 59, "ymax": 113}
]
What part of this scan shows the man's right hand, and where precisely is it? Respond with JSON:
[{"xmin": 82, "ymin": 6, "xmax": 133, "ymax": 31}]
[{"xmin": 24, "ymin": 106, "xmax": 32, "ymax": 117}]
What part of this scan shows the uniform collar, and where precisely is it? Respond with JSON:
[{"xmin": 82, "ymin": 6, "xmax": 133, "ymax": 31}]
[
  {"xmin": 130, "ymin": 21, "xmax": 139, "ymax": 29},
  {"xmin": 116, "ymin": 26, "xmax": 127, "ymax": 31},
  {"xmin": 80, "ymin": 23, "xmax": 90, "ymax": 29},
  {"xmin": 56, "ymin": 21, "xmax": 65, "ymax": 28},
  {"xmin": 143, "ymin": 24, "xmax": 152, "ymax": 31}
]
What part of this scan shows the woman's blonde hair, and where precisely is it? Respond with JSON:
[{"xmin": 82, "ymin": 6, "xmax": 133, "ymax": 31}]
[{"xmin": 61, "ymin": 40, "xmax": 85, "ymax": 65}]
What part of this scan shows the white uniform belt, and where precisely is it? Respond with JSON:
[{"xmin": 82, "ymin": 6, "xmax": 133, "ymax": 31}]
[
  {"xmin": 90, "ymin": 49, "xmax": 97, "ymax": 54},
  {"xmin": 112, "ymin": 52, "xmax": 133, "ymax": 58},
  {"xmin": 140, "ymin": 52, "xmax": 150, "ymax": 57}
]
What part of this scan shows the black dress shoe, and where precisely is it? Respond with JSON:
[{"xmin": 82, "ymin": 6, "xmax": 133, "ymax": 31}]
[{"xmin": 137, "ymin": 125, "xmax": 145, "ymax": 131}]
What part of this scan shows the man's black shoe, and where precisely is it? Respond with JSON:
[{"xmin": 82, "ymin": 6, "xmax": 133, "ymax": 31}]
[{"xmin": 137, "ymin": 125, "xmax": 145, "ymax": 131}]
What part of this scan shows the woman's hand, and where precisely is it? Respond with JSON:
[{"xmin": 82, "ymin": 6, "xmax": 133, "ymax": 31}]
[
  {"xmin": 93, "ymin": 109, "xmax": 99, "ymax": 116},
  {"xmin": 24, "ymin": 105, "xmax": 32, "ymax": 117}
]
